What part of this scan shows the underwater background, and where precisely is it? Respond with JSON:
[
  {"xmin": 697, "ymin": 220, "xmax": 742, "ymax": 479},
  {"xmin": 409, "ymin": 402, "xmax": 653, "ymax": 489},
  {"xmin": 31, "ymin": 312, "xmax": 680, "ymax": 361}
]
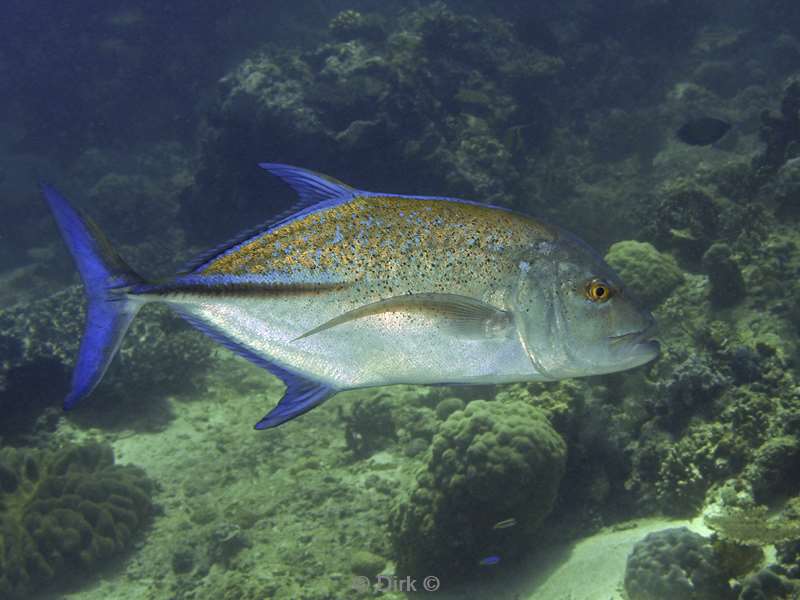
[{"xmin": 2, "ymin": 1, "xmax": 800, "ymax": 599}]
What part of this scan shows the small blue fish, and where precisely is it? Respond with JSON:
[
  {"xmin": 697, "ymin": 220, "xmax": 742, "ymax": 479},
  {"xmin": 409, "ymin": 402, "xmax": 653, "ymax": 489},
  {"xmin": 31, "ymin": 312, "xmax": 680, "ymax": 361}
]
[
  {"xmin": 41, "ymin": 163, "xmax": 658, "ymax": 429},
  {"xmin": 479, "ymin": 555, "xmax": 501, "ymax": 566}
]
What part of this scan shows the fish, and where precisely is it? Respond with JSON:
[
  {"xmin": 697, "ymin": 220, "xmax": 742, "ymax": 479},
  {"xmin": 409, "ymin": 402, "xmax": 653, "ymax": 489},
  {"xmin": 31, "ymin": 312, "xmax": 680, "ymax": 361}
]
[
  {"xmin": 41, "ymin": 163, "xmax": 659, "ymax": 430},
  {"xmin": 479, "ymin": 555, "xmax": 501, "ymax": 566},
  {"xmin": 676, "ymin": 117, "xmax": 732, "ymax": 146},
  {"xmin": 492, "ymin": 518, "xmax": 517, "ymax": 530}
]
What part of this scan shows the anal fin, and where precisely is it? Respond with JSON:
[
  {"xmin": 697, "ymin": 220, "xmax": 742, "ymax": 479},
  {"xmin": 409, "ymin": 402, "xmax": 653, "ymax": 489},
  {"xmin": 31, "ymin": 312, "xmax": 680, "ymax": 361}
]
[
  {"xmin": 255, "ymin": 377, "xmax": 335, "ymax": 430},
  {"xmin": 175, "ymin": 309, "xmax": 338, "ymax": 429}
]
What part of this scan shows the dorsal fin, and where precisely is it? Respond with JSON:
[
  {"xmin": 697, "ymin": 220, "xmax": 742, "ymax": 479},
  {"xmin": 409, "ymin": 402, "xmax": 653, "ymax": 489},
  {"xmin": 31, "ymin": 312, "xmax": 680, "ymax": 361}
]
[
  {"xmin": 183, "ymin": 163, "xmax": 357, "ymax": 274},
  {"xmin": 258, "ymin": 163, "xmax": 355, "ymax": 204}
]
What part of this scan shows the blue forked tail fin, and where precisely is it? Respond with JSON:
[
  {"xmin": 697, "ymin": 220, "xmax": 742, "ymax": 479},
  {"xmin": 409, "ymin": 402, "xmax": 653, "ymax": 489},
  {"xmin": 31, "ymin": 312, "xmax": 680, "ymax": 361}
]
[{"xmin": 41, "ymin": 184, "xmax": 146, "ymax": 409}]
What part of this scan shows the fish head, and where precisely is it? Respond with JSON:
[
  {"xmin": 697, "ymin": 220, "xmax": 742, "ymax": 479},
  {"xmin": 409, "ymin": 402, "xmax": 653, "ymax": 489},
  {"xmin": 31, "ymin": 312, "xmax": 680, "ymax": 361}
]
[{"xmin": 513, "ymin": 233, "xmax": 659, "ymax": 379}]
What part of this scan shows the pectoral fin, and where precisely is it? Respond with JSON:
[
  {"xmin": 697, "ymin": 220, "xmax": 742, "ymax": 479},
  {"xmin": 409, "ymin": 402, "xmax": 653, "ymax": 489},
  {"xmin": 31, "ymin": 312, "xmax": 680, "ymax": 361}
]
[{"xmin": 294, "ymin": 293, "xmax": 512, "ymax": 341}]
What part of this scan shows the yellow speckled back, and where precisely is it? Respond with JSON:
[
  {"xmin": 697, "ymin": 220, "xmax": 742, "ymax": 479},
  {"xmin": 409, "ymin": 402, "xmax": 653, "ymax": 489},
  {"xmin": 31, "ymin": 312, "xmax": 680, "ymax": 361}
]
[{"xmin": 201, "ymin": 194, "xmax": 556, "ymax": 296}]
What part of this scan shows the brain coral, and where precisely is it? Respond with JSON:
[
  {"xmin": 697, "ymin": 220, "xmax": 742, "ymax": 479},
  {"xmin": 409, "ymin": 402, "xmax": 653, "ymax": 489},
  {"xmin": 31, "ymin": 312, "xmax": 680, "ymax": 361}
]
[
  {"xmin": 624, "ymin": 527, "xmax": 734, "ymax": 600},
  {"xmin": 390, "ymin": 400, "xmax": 566, "ymax": 576},
  {"xmin": 0, "ymin": 442, "xmax": 154, "ymax": 599}
]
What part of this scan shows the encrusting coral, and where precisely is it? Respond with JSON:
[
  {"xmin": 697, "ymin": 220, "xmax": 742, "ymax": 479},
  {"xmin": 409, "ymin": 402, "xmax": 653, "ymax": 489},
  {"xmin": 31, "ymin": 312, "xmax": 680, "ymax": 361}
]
[{"xmin": 0, "ymin": 442, "xmax": 155, "ymax": 599}]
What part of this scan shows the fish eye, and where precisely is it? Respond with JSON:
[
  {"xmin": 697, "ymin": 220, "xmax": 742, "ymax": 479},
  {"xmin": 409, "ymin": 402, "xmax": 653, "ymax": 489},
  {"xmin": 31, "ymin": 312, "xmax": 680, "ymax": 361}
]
[{"xmin": 585, "ymin": 278, "xmax": 613, "ymax": 303}]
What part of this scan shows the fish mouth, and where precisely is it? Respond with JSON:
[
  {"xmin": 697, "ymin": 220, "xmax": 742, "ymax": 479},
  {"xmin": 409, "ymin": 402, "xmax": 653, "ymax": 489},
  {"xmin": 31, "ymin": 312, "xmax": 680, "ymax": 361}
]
[{"xmin": 609, "ymin": 323, "xmax": 660, "ymax": 356}]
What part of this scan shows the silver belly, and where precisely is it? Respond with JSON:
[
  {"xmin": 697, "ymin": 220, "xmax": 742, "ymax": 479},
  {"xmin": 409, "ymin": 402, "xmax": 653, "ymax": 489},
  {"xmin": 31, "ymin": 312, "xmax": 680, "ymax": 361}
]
[{"xmin": 165, "ymin": 293, "xmax": 540, "ymax": 389}]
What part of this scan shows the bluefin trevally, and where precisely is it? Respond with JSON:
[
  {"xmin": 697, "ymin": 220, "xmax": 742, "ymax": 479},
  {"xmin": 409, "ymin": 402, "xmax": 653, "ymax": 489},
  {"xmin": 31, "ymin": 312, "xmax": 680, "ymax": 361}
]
[{"xmin": 41, "ymin": 163, "xmax": 659, "ymax": 429}]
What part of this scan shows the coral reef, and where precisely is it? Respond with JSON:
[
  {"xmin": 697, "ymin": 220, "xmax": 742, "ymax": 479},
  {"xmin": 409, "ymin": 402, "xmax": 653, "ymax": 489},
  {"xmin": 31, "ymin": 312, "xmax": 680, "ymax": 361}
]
[
  {"xmin": 653, "ymin": 355, "xmax": 731, "ymax": 431},
  {"xmin": 624, "ymin": 527, "xmax": 734, "ymax": 600},
  {"xmin": 649, "ymin": 178, "xmax": 720, "ymax": 264},
  {"xmin": 747, "ymin": 436, "xmax": 800, "ymax": 501},
  {"xmin": 754, "ymin": 78, "xmax": 800, "ymax": 175},
  {"xmin": 604, "ymin": 240, "xmax": 684, "ymax": 308},
  {"xmin": 5, "ymin": 1, "xmax": 800, "ymax": 597},
  {"xmin": 0, "ymin": 442, "xmax": 154, "ymax": 599},
  {"xmin": 736, "ymin": 566, "xmax": 797, "ymax": 600},
  {"xmin": 706, "ymin": 505, "xmax": 800, "ymax": 547},
  {"xmin": 702, "ymin": 243, "xmax": 746, "ymax": 308},
  {"xmin": 0, "ymin": 286, "xmax": 214, "ymax": 437},
  {"xmin": 340, "ymin": 393, "xmax": 398, "ymax": 459},
  {"xmin": 181, "ymin": 4, "xmax": 564, "ymax": 244},
  {"xmin": 349, "ymin": 549, "xmax": 386, "ymax": 578},
  {"xmin": 329, "ymin": 10, "xmax": 385, "ymax": 42},
  {"xmin": 390, "ymin": 399, "xmax": 566, "ymax": 577}
]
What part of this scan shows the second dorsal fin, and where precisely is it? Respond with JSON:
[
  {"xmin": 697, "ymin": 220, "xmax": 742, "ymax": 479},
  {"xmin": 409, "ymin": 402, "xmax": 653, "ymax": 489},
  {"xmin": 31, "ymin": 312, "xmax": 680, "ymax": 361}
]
[
  {"xmin": 258, "ymin": 163, "xmax": 355, "ymax": 205},
  {"xmin": 185, "ymin": 163, "xmax": 358, "ymax": 274}
]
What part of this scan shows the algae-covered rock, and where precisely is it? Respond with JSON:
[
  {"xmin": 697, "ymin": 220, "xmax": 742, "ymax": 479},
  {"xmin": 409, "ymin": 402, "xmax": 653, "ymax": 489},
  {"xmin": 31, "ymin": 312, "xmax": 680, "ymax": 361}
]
[
  {"xmin": 0, "ymin": 442, "xmax": 154, "ymax": 599},
  {"xmin": 390, "ymin": 400, "xmax": 566, "ymax": 577},
  {"xmin": 605, "ymin": 240, "xmax": 684, "ymax": 307}
]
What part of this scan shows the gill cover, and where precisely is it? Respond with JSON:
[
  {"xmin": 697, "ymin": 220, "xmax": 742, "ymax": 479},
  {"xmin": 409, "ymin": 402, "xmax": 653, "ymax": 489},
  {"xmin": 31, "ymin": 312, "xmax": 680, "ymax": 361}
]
[{"xmin": 512, "ymin": 258, "xmax": 564, "ymax": 380}]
